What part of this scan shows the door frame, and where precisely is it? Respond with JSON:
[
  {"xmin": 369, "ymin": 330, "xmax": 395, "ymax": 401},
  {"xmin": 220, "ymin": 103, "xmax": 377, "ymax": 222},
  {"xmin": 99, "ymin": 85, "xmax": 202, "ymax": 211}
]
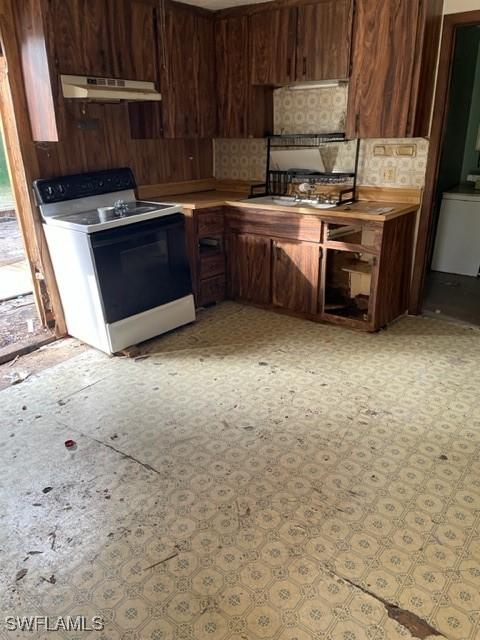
[
  {"xmin": 410, "ymin": 9, "xmax": 480, "ymax": 314},
  {"xmin": 0, "ymin": 0, "xmax": 66, "ymax": 334}
]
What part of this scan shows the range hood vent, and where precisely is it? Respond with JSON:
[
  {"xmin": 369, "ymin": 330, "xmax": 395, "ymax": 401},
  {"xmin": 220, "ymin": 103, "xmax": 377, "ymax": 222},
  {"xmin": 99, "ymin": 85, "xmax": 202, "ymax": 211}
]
[{"xmin": 61, "ymin": 75, "xmax": 162, "ymax": 102}]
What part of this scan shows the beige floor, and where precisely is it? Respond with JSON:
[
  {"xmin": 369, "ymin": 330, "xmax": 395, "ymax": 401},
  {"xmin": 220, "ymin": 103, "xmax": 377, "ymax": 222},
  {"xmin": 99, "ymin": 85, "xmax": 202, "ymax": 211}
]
[
  {"xmin": 0, "ymin": 260, "xmax": 32, "ymax": 300},
  {"xmin": 1, "ymin": 303, "xmax": 479, "ymax": 640}
]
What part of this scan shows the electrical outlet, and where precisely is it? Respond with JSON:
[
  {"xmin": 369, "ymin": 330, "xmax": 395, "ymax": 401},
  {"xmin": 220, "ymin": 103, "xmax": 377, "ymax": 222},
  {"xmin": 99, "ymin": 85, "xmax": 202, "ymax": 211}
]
[
  {"xmin": 383, "ymin": 167, "xmax": 396, "ymax": 182},
  {"xmin": 396, "ymin": 144, "xmax": 416, "ymax": 157},
  {"xmin": 374, "ymin": 144, "xmax": 394, "ymax": 156}
]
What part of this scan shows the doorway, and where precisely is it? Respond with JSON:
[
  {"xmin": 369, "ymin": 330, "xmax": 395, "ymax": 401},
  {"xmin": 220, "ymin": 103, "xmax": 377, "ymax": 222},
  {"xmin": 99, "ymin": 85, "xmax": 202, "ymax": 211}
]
[
  {"xmin": 0, "ymin": 126, "xmax": 53, "ymax": 362},
  {"xmin": 411, "ymin": 10, "xmax": 480, "ymax": 325},
  {"xmin": 0, "ymin": 1, "xmax": 67, "ymax": 366},
  {"xmin": 423, "ymin": 23, "xmax": 480, "ymax": 325}
]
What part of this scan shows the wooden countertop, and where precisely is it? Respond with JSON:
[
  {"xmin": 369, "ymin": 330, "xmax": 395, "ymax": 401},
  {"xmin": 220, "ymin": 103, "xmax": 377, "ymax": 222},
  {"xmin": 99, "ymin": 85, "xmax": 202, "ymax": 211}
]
[
  {"xmin": 156, "ymin": 190, "xmax": 419, "ymax": 222},
  {"xmin": 158, "ymin": 190, "xmax": 246, "ymax": 209}
]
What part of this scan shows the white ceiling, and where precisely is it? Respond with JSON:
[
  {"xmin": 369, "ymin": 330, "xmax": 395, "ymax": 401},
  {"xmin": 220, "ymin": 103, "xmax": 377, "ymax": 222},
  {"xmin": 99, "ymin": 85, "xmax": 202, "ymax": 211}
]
[{"xmin": 179, "ymin": 0, "xmax": 273, "ymax": 9}]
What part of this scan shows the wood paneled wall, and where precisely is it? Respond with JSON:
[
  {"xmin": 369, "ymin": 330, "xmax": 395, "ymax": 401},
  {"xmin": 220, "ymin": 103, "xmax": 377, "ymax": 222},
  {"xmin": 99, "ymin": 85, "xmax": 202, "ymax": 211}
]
[
  {"xmin": 33, "ymin": 100, "xmax": 213, "ymax": 184},
  {"xmin": 13, "ymin": 0, "xmax": 213, "ymax": 186}
]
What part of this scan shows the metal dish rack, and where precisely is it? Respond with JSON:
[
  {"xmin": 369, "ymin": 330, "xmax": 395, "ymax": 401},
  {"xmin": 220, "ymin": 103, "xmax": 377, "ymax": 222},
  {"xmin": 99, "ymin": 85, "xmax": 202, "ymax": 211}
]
[{"xmin": 262, "ymin": 133, "xmax": 361, "ymax": 206}]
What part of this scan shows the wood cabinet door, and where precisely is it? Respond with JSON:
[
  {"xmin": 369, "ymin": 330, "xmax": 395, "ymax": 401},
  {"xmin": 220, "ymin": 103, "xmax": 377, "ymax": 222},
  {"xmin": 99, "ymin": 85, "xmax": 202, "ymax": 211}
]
[
  {"xmin": 226, "ymin": 233, "xmax": 271, "ymax": 305},
  {"xmin": 346, "ymin": 0, "xmax": 421, "ymax": 138},
  {"xmin": 272, "ymin": 240, "xmax": 320, "ymax": 315},
  {"xmin": 250, "ymin": 7, "xmax": 297, "ymax": 85},
  {"xmin": 162, "ymin": 3, "xmax": 197, "ymax": 137},
  {"xmin": 107, "ymin": 0, "xmax": 158, "ymax": 82},
  {"xmin": 216, "ymin": 15, "xmax": 273, "ymax": 138},
  {"xmin": 195, "ymin": 13, "xmax": 216, "ymax": 138},
  {"xmin": 296, "ymin": 1, "xmax": 353, "ymax": 81},
  {"xmin": 216, "ymin": 15, "xmax": 249, "ymax": 137},
  {"xmin": 46, "ymin": 0, "xmax": 112, "ymax": 77},
  {"xmin": 162, "ymin": 3, "xmax": 215, "ymax": 138}
]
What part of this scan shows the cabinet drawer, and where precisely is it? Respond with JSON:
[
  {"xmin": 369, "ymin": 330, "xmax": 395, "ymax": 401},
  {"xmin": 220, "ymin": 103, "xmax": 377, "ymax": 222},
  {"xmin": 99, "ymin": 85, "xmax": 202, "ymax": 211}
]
[
  {"xmin": 200, "ymin": 253, "xmax": 225, "ymax": 279},
  {"xmin": 225, "ymin": 207, "xmax": 322, "ymax": 242},
  {"xmin": 198, "ymin": 275, "xmax": 226, "ymax": 306},
  {"xmin": 197, "ymin": 210, "xmax": 224, "ymax": 237}
]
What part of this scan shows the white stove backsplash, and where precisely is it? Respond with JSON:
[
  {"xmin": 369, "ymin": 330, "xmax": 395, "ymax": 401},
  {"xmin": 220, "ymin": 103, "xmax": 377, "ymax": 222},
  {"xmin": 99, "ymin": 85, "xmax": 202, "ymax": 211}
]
[{"xmin": 214, "ymin": 85, "xmax": 429, "ymax": 189}]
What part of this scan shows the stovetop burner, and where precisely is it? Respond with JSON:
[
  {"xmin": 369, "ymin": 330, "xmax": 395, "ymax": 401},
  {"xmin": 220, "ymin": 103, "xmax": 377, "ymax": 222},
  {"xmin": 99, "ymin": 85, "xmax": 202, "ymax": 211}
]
[
  {"xmin": 54, "ymin": 201, "xmax": 171, "ymax": 226},
  {"xmin": 36, "ymin": 169, "xmax": 182, "ymax": 233}
]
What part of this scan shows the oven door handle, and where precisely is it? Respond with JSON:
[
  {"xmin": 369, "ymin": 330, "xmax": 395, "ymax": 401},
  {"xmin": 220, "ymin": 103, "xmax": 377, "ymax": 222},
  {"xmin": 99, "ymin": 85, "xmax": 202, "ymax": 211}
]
[{"xmin": 90, "ymin": 213, "xmax": 184, "ymax": 248}]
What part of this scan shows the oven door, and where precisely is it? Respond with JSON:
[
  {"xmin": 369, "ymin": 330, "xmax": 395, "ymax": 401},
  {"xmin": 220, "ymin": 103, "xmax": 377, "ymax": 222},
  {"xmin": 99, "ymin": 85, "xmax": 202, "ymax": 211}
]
[{"xmin": 90, "ymin": 213, "xmax": 192, "ymax": 323}]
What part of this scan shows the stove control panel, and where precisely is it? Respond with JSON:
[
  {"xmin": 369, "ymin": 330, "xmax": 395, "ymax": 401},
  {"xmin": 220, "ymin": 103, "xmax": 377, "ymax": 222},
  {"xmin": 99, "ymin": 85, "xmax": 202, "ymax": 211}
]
[{"xmin": 33, "ymin": 168, "xmax": 136, "ymax": 204}]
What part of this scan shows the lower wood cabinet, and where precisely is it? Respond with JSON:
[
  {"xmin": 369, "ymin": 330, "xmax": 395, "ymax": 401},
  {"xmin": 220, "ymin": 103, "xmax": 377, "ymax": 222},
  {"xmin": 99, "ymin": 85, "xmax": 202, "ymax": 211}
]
[
  {"xmin": 186, "ymin": 205, "xmax": 416, "ymax": 331},
  {"xmin": 185, "ymin": 207, "xmax": 226, "ymax": 307},
  {"xmin": 223, "ymin": 207, "xmax": 416, "ymax": 331},
  {"xmin": 272, "ymin": 240, "xmax": 320, "ymax": 315},
  {"xmin": 198, "ymin": 275, "xmax": 226, "ymax": 306},
  {"xmin": 226, "ymin": 233, "xmax": 271, "ymax": 305}
]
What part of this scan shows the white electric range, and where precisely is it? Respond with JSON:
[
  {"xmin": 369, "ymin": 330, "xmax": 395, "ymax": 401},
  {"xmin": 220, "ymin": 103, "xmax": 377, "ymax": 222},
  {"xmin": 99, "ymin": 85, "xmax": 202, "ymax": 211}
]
[{"xmin": 35, "ymin": 168, "xmax": 195, "ymax": 354}]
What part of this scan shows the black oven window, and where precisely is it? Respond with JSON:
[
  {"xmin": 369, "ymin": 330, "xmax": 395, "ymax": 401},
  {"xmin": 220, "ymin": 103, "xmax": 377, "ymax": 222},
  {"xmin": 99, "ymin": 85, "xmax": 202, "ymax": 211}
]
[{"xmin": 91, "ymin": 214, "xmax": 192, "ymax": 323}]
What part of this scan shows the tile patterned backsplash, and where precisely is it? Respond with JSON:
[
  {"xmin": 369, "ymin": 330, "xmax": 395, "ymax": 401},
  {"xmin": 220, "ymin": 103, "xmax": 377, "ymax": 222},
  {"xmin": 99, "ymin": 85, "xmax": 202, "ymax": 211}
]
[
  {"xmin": 274, "ymin": 85, "xmax": 348, "ymax": 134},
  {"xmin": 214, "ymin": 86, "xmax": 429, "ymax": 189}
]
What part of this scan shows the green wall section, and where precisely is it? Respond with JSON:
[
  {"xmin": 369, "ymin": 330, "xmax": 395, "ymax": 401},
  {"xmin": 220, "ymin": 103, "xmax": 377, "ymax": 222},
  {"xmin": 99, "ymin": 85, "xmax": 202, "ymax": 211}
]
[
  {"xmin": 0, "ymin": 129, "xmax": 14, "ymax": 209},
  {"xmin": 0, "ymin": 130, "xmax": 10, "ymax": 186}
]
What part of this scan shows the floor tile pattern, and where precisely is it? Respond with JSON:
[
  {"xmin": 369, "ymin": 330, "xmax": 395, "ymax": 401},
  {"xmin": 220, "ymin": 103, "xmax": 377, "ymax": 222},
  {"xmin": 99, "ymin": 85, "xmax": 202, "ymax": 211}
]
[{"xmin": 1, "ymin": 303, "xmax": 479, "ymax": 640}]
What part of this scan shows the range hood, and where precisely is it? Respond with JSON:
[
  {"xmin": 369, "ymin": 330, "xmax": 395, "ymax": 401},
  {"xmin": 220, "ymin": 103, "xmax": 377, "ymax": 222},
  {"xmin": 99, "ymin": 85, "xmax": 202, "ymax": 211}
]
[
  {"xmin": 61, "ymin": 75, "xmax": 162, "ymax": 102},
  {"xmin": 288, "ymin": 80, "xmax": 348, "ymax": 91}
]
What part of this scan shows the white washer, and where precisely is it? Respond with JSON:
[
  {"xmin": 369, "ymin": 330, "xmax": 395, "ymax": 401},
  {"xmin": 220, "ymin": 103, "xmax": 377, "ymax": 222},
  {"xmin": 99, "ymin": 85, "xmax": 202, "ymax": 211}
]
[{"xmin": 432, "ymin": 187, "xmax": 480, "ymax": 276}]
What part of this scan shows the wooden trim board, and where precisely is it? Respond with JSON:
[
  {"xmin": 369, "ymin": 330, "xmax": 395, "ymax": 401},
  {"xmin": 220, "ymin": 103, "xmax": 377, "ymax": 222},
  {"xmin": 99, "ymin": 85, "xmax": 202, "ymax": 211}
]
[
  {"xmin": 357, "ymin": 186, "xmax": 422, "ymax": 205},
  {"xmin": 137, "ymin": 178, "xmax": 217, "ymax": 199}
]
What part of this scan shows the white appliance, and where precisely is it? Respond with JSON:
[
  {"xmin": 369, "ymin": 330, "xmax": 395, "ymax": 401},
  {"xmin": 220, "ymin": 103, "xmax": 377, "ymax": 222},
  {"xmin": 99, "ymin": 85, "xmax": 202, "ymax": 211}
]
[
  {"xmin": 61, "ymin": 75, "xmax": 161, "ymax": 102},
  {"xmin": 432, "ymin": 187, "xmax": 480, "ymax": 277},
  {"xmin": 34, "ymin": 168, "xmax": 195, "ymax": 354}
]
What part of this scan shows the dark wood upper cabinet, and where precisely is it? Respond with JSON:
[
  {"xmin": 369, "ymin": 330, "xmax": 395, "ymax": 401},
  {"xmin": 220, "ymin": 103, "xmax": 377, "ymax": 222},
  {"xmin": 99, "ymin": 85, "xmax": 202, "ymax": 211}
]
[
  {"xmin": 45, "ymin": 0, "xmax": 158, "ymax": 81},
  {"xmin": 196, "ymin": 12, "xmax": 217, "ymax": 138},
  {"xmin": 346, "ymin": 0, "xmax": 442, "ymax": 138},
  {"xmin": 296, "ymin": 0, "xmax": 353, "ymax": 81},
  {"xmin": 46, "ymin": 0, "xmax": 112, "ymax": 77},
  {"xmin": 250, "ymin": 7, "xmax": 297, "ymax": 85},
  {"xmin": 161, "ymin": 1, "xmax": 216, "ymax": 138},
  {"xmin": 215, "ymin": 15, "xmax": 273, "ymax": 138},
  {"xmin": 106, "ymin": 0, "xmax": 158, "ymax": 82},
  {"xmin": 272, "ymin": 240, "xmax": 320, "ymax": 315}
]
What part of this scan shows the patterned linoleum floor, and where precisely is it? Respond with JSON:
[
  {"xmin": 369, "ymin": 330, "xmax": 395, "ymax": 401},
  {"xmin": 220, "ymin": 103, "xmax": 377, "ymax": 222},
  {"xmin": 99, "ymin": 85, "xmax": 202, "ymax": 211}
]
[{"xmin": 1, "ymin": 302, "xmax": 480, "ymax": 640}]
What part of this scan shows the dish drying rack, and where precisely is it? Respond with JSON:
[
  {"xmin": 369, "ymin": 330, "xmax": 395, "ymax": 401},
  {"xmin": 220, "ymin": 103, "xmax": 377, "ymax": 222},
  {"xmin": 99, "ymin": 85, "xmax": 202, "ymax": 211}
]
[{"xmin": 259, "ymin": 133, "xmax": 361, "ymax": 206}]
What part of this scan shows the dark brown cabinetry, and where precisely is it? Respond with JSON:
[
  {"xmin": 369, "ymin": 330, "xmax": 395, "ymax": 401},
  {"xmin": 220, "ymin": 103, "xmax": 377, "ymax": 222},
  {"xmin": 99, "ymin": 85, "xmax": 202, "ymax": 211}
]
[
  {"xmin": 45, "ymin": 0, "xmax": 158, "ymax": 81},
  {"xmin": 185, "ymin": 207, "xmax": 226, "ymax": 307},
  {"xmin": 215, "ymin": 15, "xmax": 273, "ymax": 138},
  {"xmin": 346, "ymin": 0, "xmax": 442, "ymax": 138},
  {"xmin": 227, "ymin": 233, "xmax": 271, "ymax": 305},
  {"xmin": 250, "ymin": 0, "xmax": 352, "ymax": 86},
  {"xmin": 296, "ymin": 1, "xmax": 353, "ymax": 81},
  {"xmin": 250, "ymin": 7, "xmax": 297, "ymax": 85},
  {"xmin": 272, "ymin": 240, "xmax": 320, "ymax": 314},
  {"xmin": 224, "ymin": 206, "xmax": 416, "ymax": 331},
  {"xmin": 107, "ymin": 0, "xmax": 158, "ymax": 82},
  {"xmin": 45, "ymin": 0, "xmax": 111, "ymax": 77},
  {"xmin": 162, "ymin": 2, "xmax": 216, "ymax": 138}
]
